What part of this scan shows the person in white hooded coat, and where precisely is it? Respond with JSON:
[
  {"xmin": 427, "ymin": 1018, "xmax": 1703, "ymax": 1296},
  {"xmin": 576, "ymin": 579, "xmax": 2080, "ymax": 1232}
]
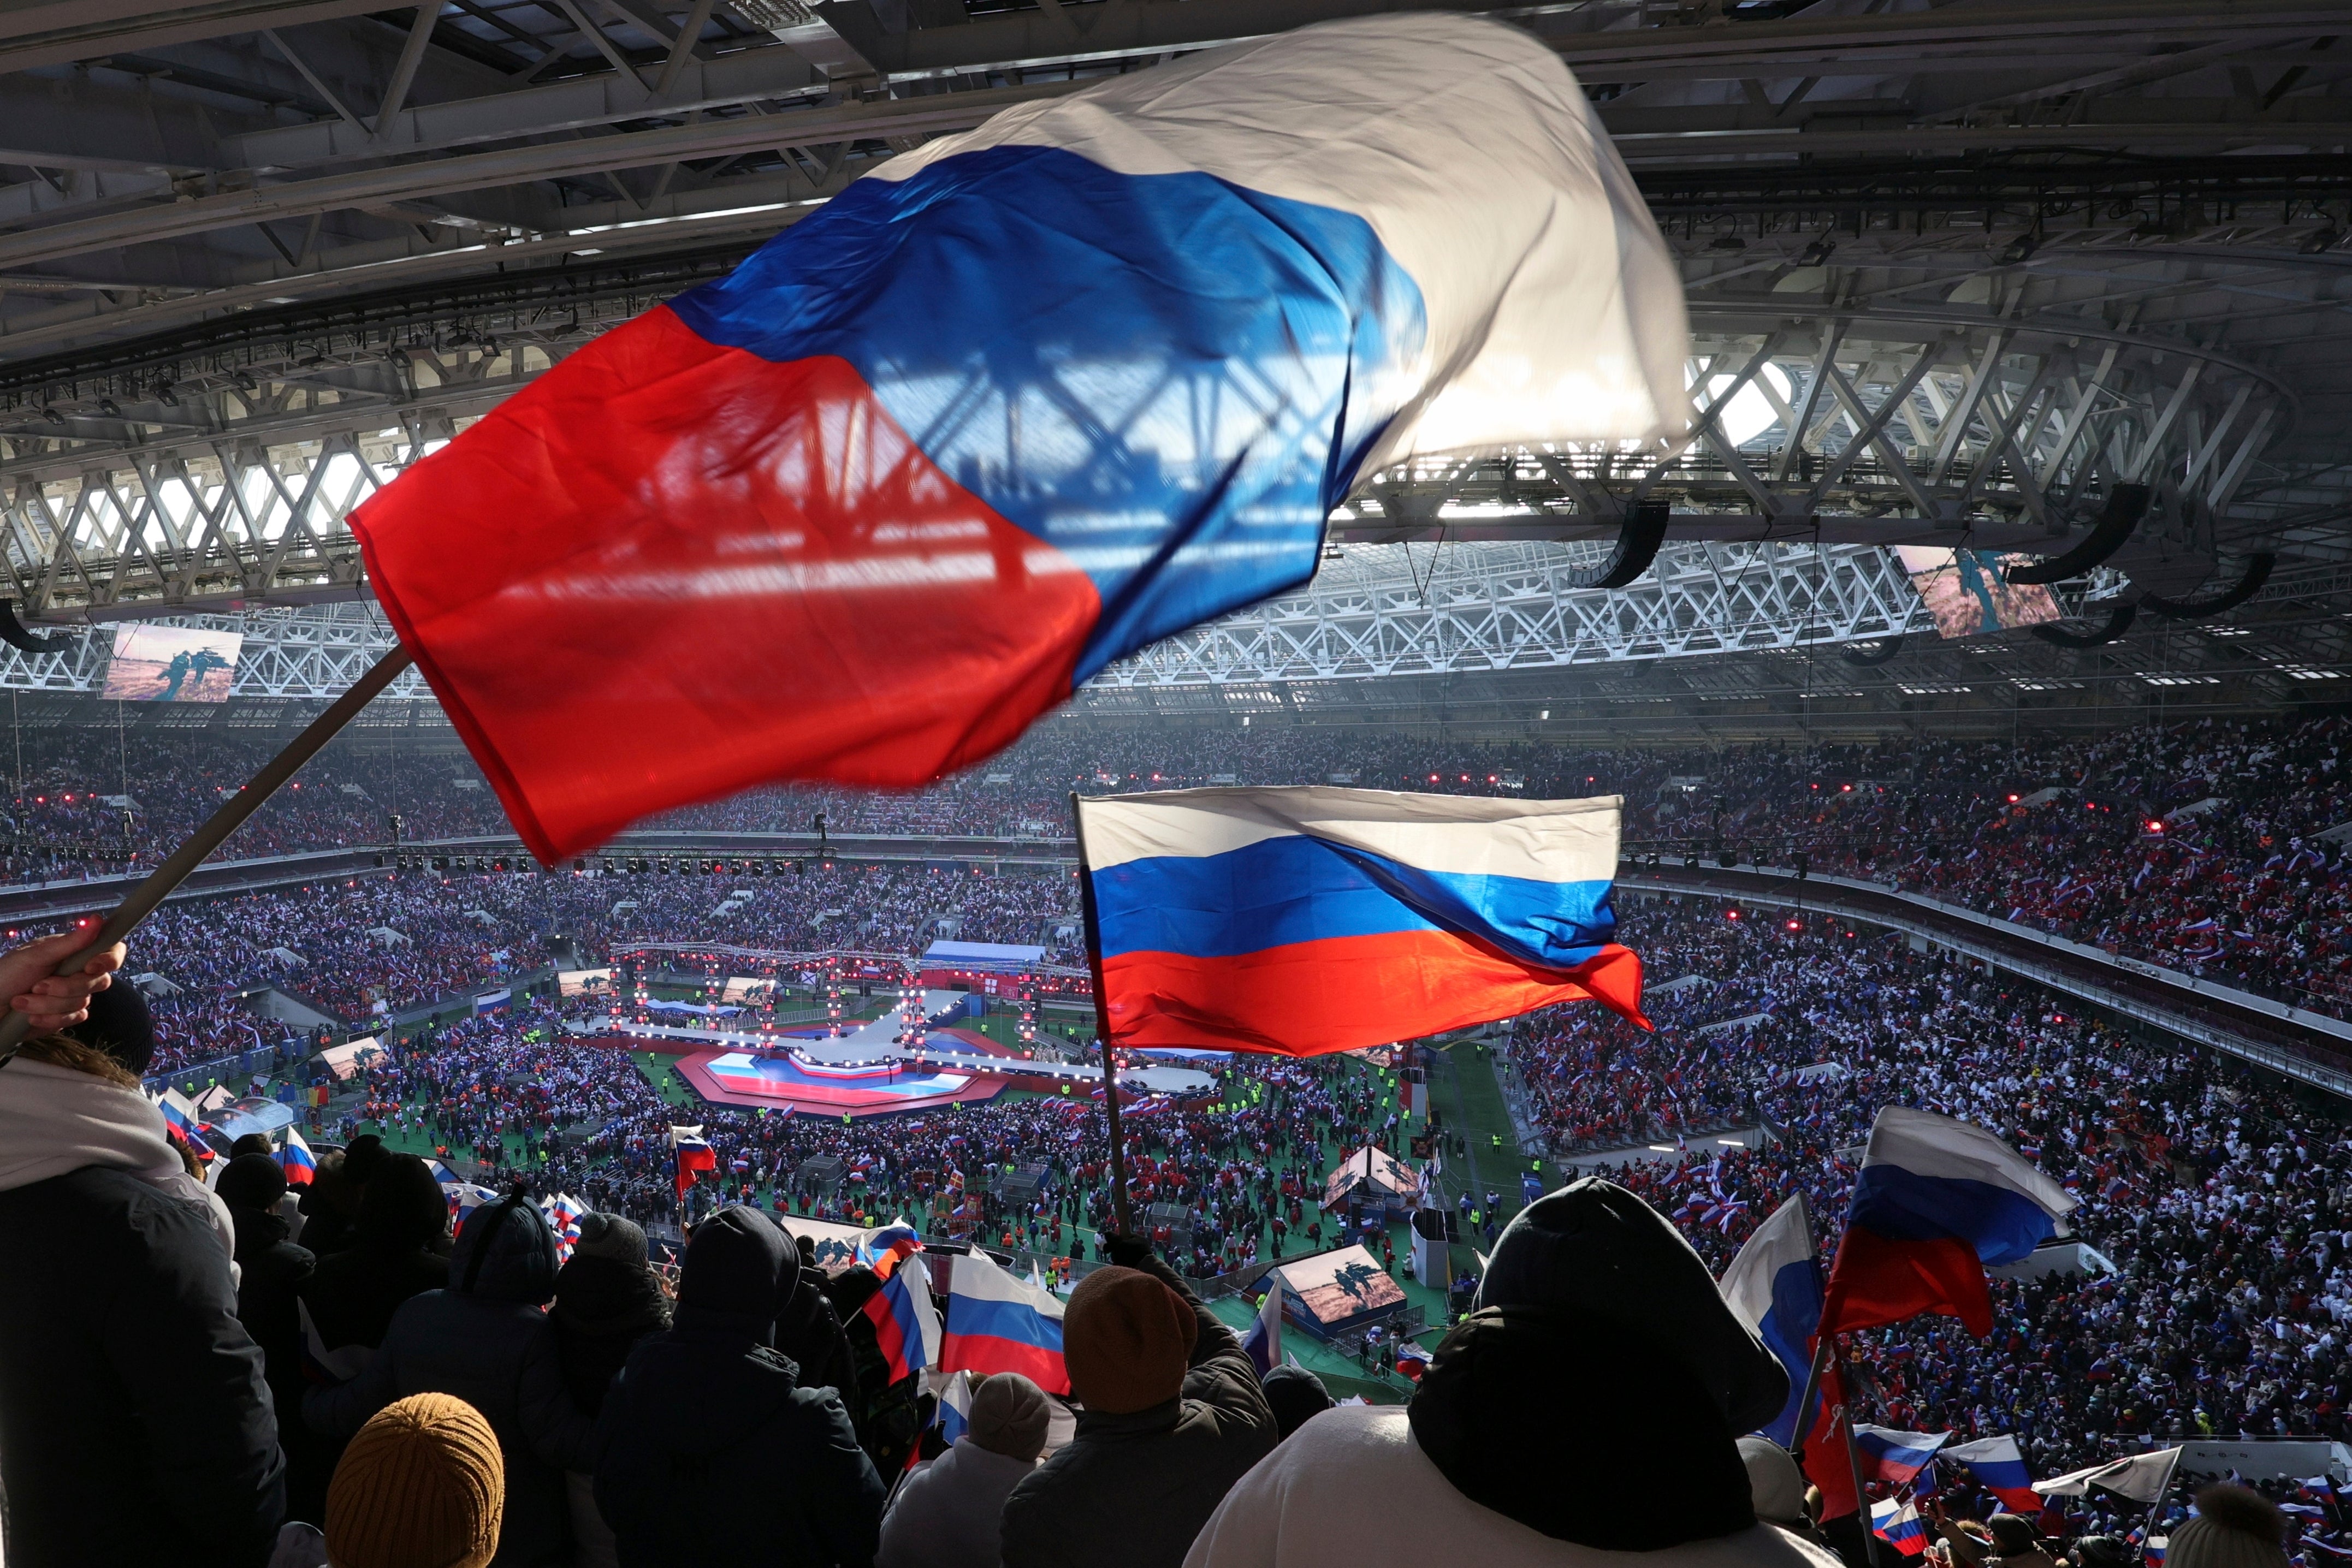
[
  {"xmin": 879, "ymin": 1372, "xmax": 1053, "ymax": 1568},
  {"xmin": 0, "ymin": 934, "xmax": 289, "ymax": 1568},
  {"xmin": 1182, "ymin": 1179, "xmax": 1848, "ymax": 1568}
]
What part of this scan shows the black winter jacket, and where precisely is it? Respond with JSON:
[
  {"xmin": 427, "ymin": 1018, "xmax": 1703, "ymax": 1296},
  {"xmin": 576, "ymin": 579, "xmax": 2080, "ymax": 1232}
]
[
  {"xmin": 296, "ymin": 1236, "xmax": 448, "ymax": 1354},
  {"xmin": 548, "ymin": 1251, "xmax": 670, "ymax": 1418},
  {"xmin": 0, "ymin": 1167, "xmax": 285, "ymax": 1567},
  {"xmin": 227, "ymin": 1202, "xmax": 330, "ymax": 1524},
  {"xmin": 304, "ymin": 1197, "xmax": 594, "ymax": 1567},
  {"xmin": 1000, "ymin": 1254, "xmax": 1276, "ymax": 1568},
  {"xmin": 593, "ymin": 1320, "xmax": 886, "ymax": 1567}
]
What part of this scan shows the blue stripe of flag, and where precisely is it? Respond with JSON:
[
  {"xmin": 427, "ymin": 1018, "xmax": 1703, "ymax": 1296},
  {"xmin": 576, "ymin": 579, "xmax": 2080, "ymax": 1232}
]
[{"xmin": 1092, "ymin": 833, "xmax": 1617, "ymax": 968}]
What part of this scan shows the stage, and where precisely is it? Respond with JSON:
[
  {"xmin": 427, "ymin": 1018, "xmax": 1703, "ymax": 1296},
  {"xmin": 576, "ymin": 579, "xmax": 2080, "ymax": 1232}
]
[
  {"xmin": 678, "ymin": 1047, "xmax": 1009, "ymax": 1114},
  {"xmin": 572, "ymin": 1007, "xmax": 1219, "ymax": 1120}
]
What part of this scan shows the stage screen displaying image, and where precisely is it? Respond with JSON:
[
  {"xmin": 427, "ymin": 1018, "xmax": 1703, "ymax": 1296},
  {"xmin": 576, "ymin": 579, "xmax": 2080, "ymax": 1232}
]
[
  {"xmin": 101, "ymin": 624, "xmax": 244, "ymax": 702},
  {"xmin": 1273, "ymin": 1243, "xmax": 1407, "ymax": 1327},
  {"xmin": 1893, "ymin": 547, "xmax": 2061, "ymax": 639},
  {"xmin": 558, "ymin": 968, "xmax": 613, "ymax": 997}
]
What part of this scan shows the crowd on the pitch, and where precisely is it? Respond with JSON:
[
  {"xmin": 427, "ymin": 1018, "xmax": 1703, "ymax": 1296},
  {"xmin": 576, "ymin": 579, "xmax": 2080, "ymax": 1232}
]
[{"xmin": 345, "ymin": 1007, "xmax": 1412, "ymax": 1285}]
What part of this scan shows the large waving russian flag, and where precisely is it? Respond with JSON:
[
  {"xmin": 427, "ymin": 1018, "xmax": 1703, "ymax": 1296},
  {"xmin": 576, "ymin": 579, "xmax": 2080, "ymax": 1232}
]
[
  {"xmin": 1941, "ymin": 1435, "xmax": 2045, "ymax": 1513},
  {"xmin": 939, "ymin": 1249, "xmax": 1069, "ymax": 1397},
  {"xmin": 1853, "ymin": 1424, "xmax": 1952, "ymax": 1486},
  {"xmin": 345, "ymin": 14, "xmax": 1684, "ymax": 862},
  {"xmin": 1716, "ymin": 1193, "xmax": 1822, "ymax": 1446},
  {"xmin": 1820, "ymin": 1107, "xmax": 2075, "ymax": 1337},
  {"xmin": 1078, "ymin": 786, "xmax": 1645, "ymax": 1055}
]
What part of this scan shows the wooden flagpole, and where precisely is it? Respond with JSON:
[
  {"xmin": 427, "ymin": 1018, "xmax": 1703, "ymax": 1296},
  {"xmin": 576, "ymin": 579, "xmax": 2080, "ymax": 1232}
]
[
  {"xmin": 0, "ymin": 645, "xmax": 415, "ymax": 1070},
  {"xmin": 1069, "ymin": 792, "xmax": 1133, "ymax": 1241}
]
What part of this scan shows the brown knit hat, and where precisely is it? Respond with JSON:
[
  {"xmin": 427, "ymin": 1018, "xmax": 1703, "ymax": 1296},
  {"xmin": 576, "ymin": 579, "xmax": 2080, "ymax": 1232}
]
[
  {"xmin": 1063, "ymin": 1265, "xmax": 1193, "ymax": 1415},
  {"xmin": 327, "ymin": 1393, "xmax": 503, "ymax": 1568}
]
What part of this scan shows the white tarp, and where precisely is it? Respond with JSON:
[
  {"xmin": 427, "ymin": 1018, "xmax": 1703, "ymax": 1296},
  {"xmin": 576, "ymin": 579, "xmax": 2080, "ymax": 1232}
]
[{"xmin": 1322, "ymin": 1145, "xmax": 1421, "ymax": 1211}]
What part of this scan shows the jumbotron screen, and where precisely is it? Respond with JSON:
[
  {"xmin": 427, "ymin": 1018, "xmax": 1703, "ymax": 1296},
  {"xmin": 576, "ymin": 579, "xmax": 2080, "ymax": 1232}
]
[
  {"xmin": 99, "ymin": 623, "xmax": 244, "ymax": 703},
  {"xmin": 1892, "ymin": 547, "xmax": 2061, "ymax": 639}
]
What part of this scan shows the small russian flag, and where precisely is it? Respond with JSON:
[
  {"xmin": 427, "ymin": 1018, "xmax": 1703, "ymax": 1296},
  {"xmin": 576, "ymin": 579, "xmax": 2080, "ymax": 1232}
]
[
  {"xmin": 935, "ymin": 1368, "xmax": 975, "ymax": 1446},
  {"xmin": 279, "ymin": 1127, "xmax": 318, "ymax": 1187},
  {"xmin": 1394, "ymin": 1340, "xmax": 1433, "ymax": 1381},
  {"xmin": 1241, "ymin": 1274, "xmax": 1283, "ymax": 1378},
  {"xmin": 861, "ymin": 1250, "xmax": 941, "ymax": 1385},
  {"xmin": 670, "ymin": 1126, "xmax": 718, "ymax": 1203},
  {"xmin": 1871, "ymin": 1500, "xmax": 1931, "ymax": 1558}
]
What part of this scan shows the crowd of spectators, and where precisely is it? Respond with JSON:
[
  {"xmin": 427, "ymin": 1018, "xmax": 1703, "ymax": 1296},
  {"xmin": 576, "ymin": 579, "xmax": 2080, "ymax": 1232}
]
[
  {"xmin": 12, "ymin": 714, "xmax": 2350, "ymax": 1036},
  {"xmin": 343, "ymin": 1005, "xmax": 1409, "ymax": 1285},
  {"xmin": 1501, "ymin": 904, "xmax": 2352, "ymax": 1495},
  {"xmin": 9, "ymin": 867, "xmax": 2352, "ymax": 1567}
]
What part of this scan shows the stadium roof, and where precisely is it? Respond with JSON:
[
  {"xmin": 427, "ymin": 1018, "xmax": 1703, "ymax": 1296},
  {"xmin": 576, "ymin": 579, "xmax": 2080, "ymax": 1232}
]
[{"xmin": 2, "ymin": 0, "xmax": 2348, "ymax": 716}]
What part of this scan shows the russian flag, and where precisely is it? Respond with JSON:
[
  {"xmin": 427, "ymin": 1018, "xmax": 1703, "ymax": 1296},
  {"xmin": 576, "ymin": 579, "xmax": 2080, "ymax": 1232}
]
[
  {"xmin": 859, "ymin": 1221, "xmax": 923, "ymax": 1273},
  {"xmin": 1241, "ymin": 1274, "xmax": 1283, "ymax": 1378},
  {"xmin": 935, "ymin": 1368, "xmax": 975, "ymax": 1447},
  {"xmin": 278, "ymin": 1127, "xmax": 318, "ymax": 1188},
  {"xmin": 1820, "ymin": 1107, "xmax": 2075, "ymax": 1337},
  {"xmin": 1872, "ymin": 1501, "xmax": 1932, "ymax": 1558},
  {"xmin": 1944, "ymin": 1435, "xmax": 2045, "ymax": 1513},
  {"xmin": 1077, "ymin": 787, "xmax": 1646, "ymax": 1056},
  {"xmin": 670, "ymin": 1125, "xmax": 718, "ymax": 1203},
  {"xmin": 1394, "ymin": 1341, "xmax": 1433, "ymax": 1381},
  {"xmin": 341, "ymin": 13, "xmax": 1684, "ymax": 863},
  {"xmin": 542, "ymin": 1192, "xmax": 586, "ymax": 1264},
  {"xmin": 939, "ymin": 1249, "xmax": 1069, "ymax": 1397},
  {"xmin": 153, "ymin": 1087, "xmax": 203, "ymax": 1138},
  {"xmin": 1717, "ymin": 1193, "xmax": 1823, "ymax": 1446},
  {"xmin": 1853, "ymin": 1424, "xmax": 1952, "ymax": 1487},
  {"xmin": 861, "ymin": 1251, "xmax": 942, "ymax": 1386},
  {"xmin": 2146, "ymin": 1539, "xmax": 2168, "ymax": 1568}
]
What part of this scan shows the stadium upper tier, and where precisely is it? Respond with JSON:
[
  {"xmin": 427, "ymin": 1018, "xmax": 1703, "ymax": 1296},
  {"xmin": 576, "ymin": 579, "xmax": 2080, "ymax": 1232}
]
[{"xmin": 7, "ymin": 713, "xmax": 2346, "ymax": 1030}]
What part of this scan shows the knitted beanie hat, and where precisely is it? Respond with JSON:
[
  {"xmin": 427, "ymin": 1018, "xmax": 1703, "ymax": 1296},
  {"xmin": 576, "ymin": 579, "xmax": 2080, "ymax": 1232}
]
[
  {"xmin": 573, "ymin": 1211, "xmax": 648, "ymax": 1268},
  {"xmin": 327, "ymin": 1393, "xmax": 503, "ymax": 1568},
  {"xmin": 1063, "ymin": 1265, "xmax": 1193, "ymax": 1415},
  {"xmin": 968, "ymin": 1372, "xmax": 1052, "ymax": 1462},
  {"xmin": 2169, "ymin": 1486, "xmax": 2290, "ymax": 1568}
]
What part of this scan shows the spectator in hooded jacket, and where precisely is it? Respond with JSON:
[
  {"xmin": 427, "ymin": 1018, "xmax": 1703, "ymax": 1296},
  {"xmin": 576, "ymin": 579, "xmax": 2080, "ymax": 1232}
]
[
  {"xmin": 298, "ymin": 1152, "xmax": 452, "ymax": 1368},
  {"xmin": 548, "ymin": 1211, "xmax": 669, "ymax": 1568},
  {"xmin": 775, "ymin": 1235, "xmax": 860, "ymax": 1410},
  {"xmin": 879, "ymin": 1371, "xmax": 1051, "ymax": 1568},
  {"xmin": 298, "ymin": 1133, "xmax": 387, "ymax": 1261},
  {"xmin": 217, "ymin": 1153, "xmax": 331, "ymax": 1525},
  {"xmin": 1002, "ymin": 1238, "xmax": 1276, "ymax": 1568},
  {"xmin": 0, "ymin": 933, "xmax": 291, "ymax": 1568},
  {"xmin": 1183, "ymin": 1178, "xmax": 1846, "ymax": 1568},
  {"xmin": 591, "ymin": 1204, "xmax": 885, "ymax": 1567},
  {"xmin": 305, "ymin": 1190, "xmax": 594, "ymax": 1567}
]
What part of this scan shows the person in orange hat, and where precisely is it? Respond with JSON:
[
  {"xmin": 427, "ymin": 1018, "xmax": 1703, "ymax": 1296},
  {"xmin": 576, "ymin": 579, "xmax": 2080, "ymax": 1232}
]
[
  {"xmin": 1000, "ymin": 1238, "xmax": 1274, "ymax": 1568},
  {"xmin": 325, "ymin": 1392, "xmax": 504, "ymax": 1568}
]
